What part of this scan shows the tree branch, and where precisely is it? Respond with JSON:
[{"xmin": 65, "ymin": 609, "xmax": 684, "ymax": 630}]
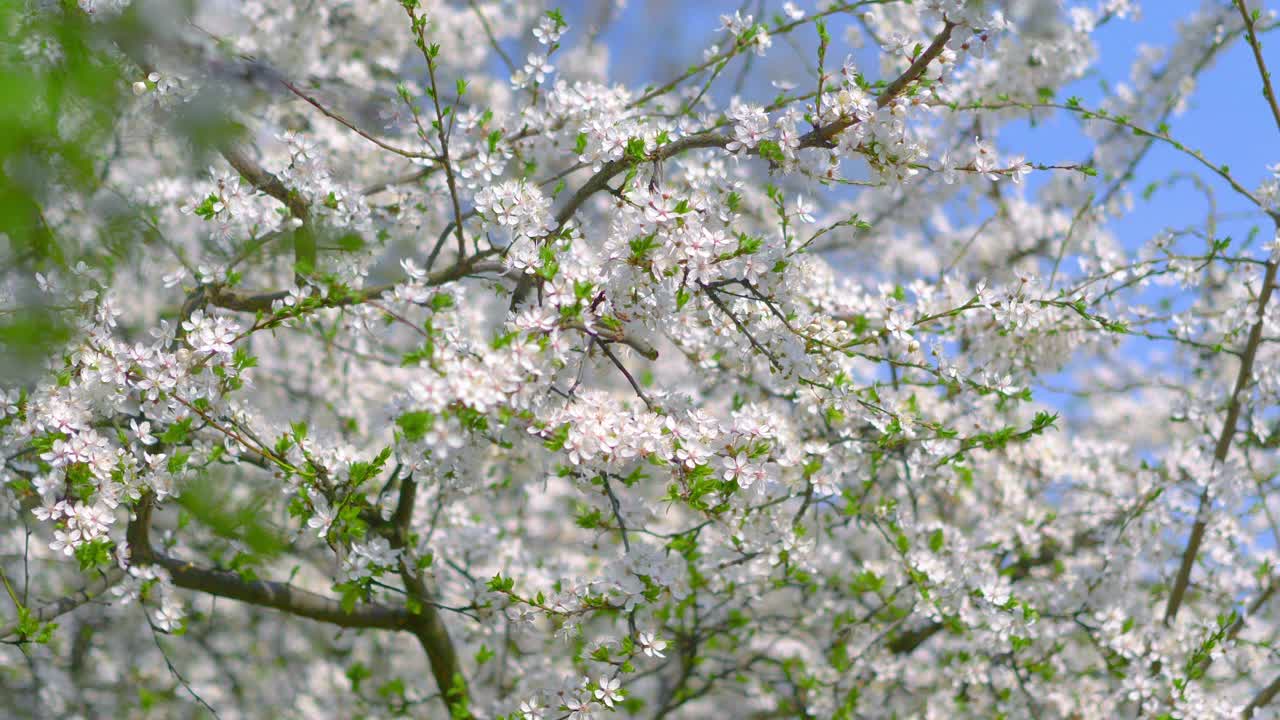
[
  {"xmin": 0, "ymin": 568, "xmax": 125, "ymax": 641},
  {"xmin": 566, "ymin": 321, "xmax": 659, "ymax": 361},
  {"xmin": 801, "ymin": 19, "xmax": 955, "ymax": 148},
  {"xmin": 1245, "ymin": 673, "xmax": 1280, "ymax": 719},
  {"xmin": 599, "ymin": 341, "xmax": 655, "ymax": 411},
  {"xmin": 220, "ymin": 144, "xmax": 315, "ymax": 275},
  {"xmin": 124, "ymin": 479, "xmax": 472, "ymax": 715},
  {"xmin": 1234, "ymin": 0, "xmax": 1280, "ymax": 138},
  {"xmin": 407, "ymin": 4, "xmax": 468, "ymax": 262},
  {"xmin": 1165, "ymin": 257, "xmax": 1278, "ymax": 624},
  {"xmin": 465, "ymin": 0, "xmax": 517, "ymax": 75},
  {"xmin": 203, "ymin": 258, "xmax": 505, "ymax": 314},
  {"xmin": 509, "ymin": 20, "xmax": 956, "ymax": 310},
  {"xmin": 155, "ymin": 554, "xmax": 415, "ymax": 630},
  {"xmin": 280, "ymin": 78, "xmax": 436, "ymax": 161},
  {"xmin": 388, "ymin": 477, "xmax": 472, "ymax": 718},
  {"xmin": 127, "ymin": 494, "xmax": 414, "ymax": 631}
]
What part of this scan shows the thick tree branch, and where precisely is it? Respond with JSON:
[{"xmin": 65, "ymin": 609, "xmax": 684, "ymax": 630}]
[
  {"xmin": 126, "ymin": 495, "xmax": 414, "ymax": 631},
  {"xmin": 155, "ymin": 554, "xmax": 414, "ymax": 630},
  {"xmin": 204, "ymin": 258, "xmax": 506, "ymax": 314},
  {"xmin": 388, "ymin": 477, "xmax": 472, "ymax": 718},
  {"xmin": 220, "ymin": 145, "xmax": 307, "ymax": 221},
  {"xmin": 1245, "ymin": 673, "xmax": 1280, "ymax": 719},
  {"xmin": 1165, "ymin": 259, "xmax": 1278, "ymax": 624},
  {"xmin": 219, "ymin": 144, "xmax": 316, "ymax": 275},
  {"xmin": 120, "ymin": 471, "xmax": 470, "ymax": 714}
]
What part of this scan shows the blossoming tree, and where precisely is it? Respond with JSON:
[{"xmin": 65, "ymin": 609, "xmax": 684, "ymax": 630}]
[{"xmin": 2, "ymin": 0, "xmax": 1280, "ymax": 718}]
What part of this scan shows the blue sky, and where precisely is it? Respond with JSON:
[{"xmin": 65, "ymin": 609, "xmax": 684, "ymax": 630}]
[
  {"xmin": 1044, "ymin": 1, "xmax": 1275, "ymax": 255},
  {"xmin": 567, "ymin": 1, "xmax": 1276, "ymax": 375},
  {"xmin": 589, "ymin": 1, "xmax": 1273, "ymax": 250}
]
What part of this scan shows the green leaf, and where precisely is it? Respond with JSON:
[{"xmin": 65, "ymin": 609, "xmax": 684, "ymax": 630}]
[
  {"xmin": 159, "ymin": 418, "xmax": 194, "ymax": 445},
  {"xmin": 166, "ymin": 450, "xmax": 190, "ymax": 475},
  {"xmin": 335, "ymin": 232, "xmax": 365, "ymax": 252},
  {"xmin": 757, "ymin": 139, "xmax": 785, "ymax": 165},
  {"xmin": 377, "ymin": 677, "xmax": 406, "ymax": 699},
  {"xmin": 396, "ymin": 411, "xmax": 436, "ymax": 442},
  {"xmin": 174, "ymin": 474, "xmax": 287, "ymax": 557},
  {"xmin": 543, "ymin": 423, "xmax": 570, "ymax": 451},
  {"xmin": 675, "ymin": 287, "xmax": 691, "ymax": 310},
  {"xmin": 625, "ymin": 136, "xmax": 647, "ymax": 163},
  {"xmin": 486, "ymin": 573, "xmax": 515, "ymax": 593},
  {"xmin": 73, "ymin": 538, "xmax": 112, "ymax": 571},
  {"xmin": 346, "ymin": 662, "xmax": 372, "ymax": 693}
]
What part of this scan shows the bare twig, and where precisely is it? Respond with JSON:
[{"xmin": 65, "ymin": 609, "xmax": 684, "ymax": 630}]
[
  {"xmin": 0, "ymin": 568, "xmax": 125, "ymax": 641},
  {"xmin": 601, "ymin": 474, "xmax": 632, "ymax": 552},
  {"xmin": 599, "ymin": 341, "xmax": 654, "ymax": 411},
  {"xmin": 1234, "ymin": 0, "xmax": 1280, "ymax": 137},
  {"xmin": 280, "ymin": 79, "xmax": 436, "ymax": 160},
  {"xmin": 466, "ymin": 0, "xmax": 517, "ymax": 74},
  {"xmin": 146, "ymin": 614, "xmax": 222, "ymax": 718},
  {"xmin": 405, "ymin": 5, "xmax": 468, "ymax": 262}
]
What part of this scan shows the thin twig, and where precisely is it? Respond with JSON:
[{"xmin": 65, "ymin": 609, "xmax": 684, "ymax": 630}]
[
  {"xmin": 466, "ymin": 0, "xmax": 516, "ymax": 74},
  {"xmin": 146, "ymin": 614, "xmax": 221, "ymax": 719},
  {"xmin": 599, "ymin": 342, "xmax": 655, "ymax": 411},
  {"xmin": 601, "ymin": 474, "xmax": 632, "ymax": 552},
  {"xmin": 280, "ymin": 79, "xmax": 436, "ymax": 160},
  {"xmin": 406, "ymin": 5, "xmax": 468, "ymax": 262}
]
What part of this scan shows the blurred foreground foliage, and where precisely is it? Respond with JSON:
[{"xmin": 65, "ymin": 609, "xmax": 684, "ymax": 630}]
[
  {"xmin": 0, "ymin": 0, "xmax": 238, "ymax": 376},
  {"xmin": 1, "ymin": 0, "xmax": 128, "ymax": 374}
]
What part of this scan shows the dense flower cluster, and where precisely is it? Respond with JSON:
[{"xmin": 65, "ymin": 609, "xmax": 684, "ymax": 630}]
[{"xmin": 1, "ymin": 1, "xmax": 1278, "ymax": 719}]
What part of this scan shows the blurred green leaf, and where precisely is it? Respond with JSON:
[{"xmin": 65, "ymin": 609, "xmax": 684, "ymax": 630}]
[{"xmin": 175, "ymin": 474, "xmax": 288, "ymax": 558}]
